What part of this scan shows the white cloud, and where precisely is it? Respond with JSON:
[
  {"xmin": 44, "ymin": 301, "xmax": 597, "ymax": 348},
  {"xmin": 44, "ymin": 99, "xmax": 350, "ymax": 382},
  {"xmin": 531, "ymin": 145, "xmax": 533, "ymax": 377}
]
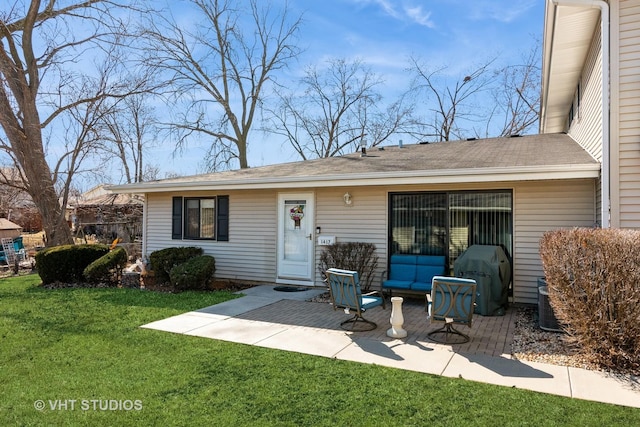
[
  {"xmin": 372, "ymin": 0, "xmax": 400, "ymax": 18},
  {"xmin": 404, "ymin": 5, "xmax": 435, "ymax": 28},
  {"xmin": 351, "ymin": 0, "xmax": 435, "ymax": 28},
  {"xmin": 351, "ymin": 0, "xmax": 400, "ymax": 18},
  {"xmin": 468, "ymin": 0, "xmax": 537, "ymax": 23}
]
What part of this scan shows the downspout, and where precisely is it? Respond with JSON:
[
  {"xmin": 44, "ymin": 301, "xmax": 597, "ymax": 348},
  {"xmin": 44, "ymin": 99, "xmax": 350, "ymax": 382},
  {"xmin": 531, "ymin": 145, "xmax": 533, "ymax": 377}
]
[
  {"xmin": 549, "ymin": 0, "xmax": 610, "ymax": 228},
  {"xmin": 540, "ymin": 3, "xmax": 557, "ymax": 132},
  {"xmin": 142, "ymin": 194, "xmax": 148, "ymax": 258}
]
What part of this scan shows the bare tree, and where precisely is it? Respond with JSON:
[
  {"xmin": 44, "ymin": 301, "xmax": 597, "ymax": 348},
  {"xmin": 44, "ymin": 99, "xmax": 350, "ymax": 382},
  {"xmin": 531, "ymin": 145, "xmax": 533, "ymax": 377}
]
[
  {"xmin": 0, "ymin": 0, "xmax": 148, "ymax": 246},
  {"xmin": 142, "ymin": 0, "xmax": 302, "ymax": 171},
  {"xmin": 51, "ymin": 68, "xmax": 131, "ymax": 213},
  {"xmin": 0, "ymin": 167, "xmax": 26, "ymax": 217},
  {"xmin": 490, "ymin": 42, "xmax": 541, "ymax": 137},
  {"xmin": 99, "ymin": 94, "xmax": 158, "ymax": 184},
  {"xmin": 408, "ymin": 57, "xmax": 497, "ymax": 142},
  {"xmin": 268, "ymin": 58, "xmax": 414, "ymax": 160}
]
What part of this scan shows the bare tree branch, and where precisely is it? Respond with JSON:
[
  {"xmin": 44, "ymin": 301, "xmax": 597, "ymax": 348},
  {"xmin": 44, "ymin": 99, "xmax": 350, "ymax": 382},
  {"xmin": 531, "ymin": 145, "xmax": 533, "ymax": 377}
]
[
  {"xmin": 408, "ymin": 57, "xmax": 497, "ymax": 142},
  {"xmin": 98, "ymin": 93, "xmax": 159, "ymax": 184},
  {"xmin": 142, "ymin": 0, "xmax": 302, "ymax": 171},
  {"xmin": 0, "ymin": 0, "xmax": 151, "ymax": 246},
  {"xmin": 267, "ymin": 58, "xmax": 415, "ymax": 160},
  {"xmin": 490, "ymin": 40, "xmax": 541, "ymax": 137}
]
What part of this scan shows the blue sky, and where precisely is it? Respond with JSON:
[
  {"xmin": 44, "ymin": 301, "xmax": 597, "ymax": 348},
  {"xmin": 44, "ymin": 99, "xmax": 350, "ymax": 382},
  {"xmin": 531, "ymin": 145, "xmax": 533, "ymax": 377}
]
[{"xmin": 151, "ymin": 0, "xmax": 544, "ymax": 177}]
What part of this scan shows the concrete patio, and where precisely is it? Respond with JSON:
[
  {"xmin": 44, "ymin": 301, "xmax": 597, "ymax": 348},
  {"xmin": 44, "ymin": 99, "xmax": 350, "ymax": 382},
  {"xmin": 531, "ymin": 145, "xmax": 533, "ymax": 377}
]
[{"xmin": 142, "ymin": 285, "xmax": 640, "ymax": 409}]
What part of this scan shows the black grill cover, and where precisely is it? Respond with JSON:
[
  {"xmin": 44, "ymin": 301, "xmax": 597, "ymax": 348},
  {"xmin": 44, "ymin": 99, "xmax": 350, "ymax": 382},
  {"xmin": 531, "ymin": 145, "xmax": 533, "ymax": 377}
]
[{"xmin": 453, "ymin": 245, "xmax": 511, "ymax": 316}]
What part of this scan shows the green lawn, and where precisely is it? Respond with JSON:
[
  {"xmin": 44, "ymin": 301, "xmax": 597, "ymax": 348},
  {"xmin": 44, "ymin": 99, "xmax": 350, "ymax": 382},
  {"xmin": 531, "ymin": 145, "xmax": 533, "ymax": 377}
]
[{"xmin": 1, "ymin": 274, "xmax": 639, "ymax": 426}]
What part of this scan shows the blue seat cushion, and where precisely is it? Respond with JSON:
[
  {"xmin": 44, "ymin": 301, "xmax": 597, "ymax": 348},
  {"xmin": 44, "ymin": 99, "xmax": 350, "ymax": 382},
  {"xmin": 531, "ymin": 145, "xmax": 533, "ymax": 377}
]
[
  {"xmin": 410, "ymin": 281, "xmax": 432, "ymax": 292},
  {"xmin": 389, "ymin": 255, "xmax": 418, "ymax": 281},
  {"xmin": 361, "ymin": 296, "xmax": 384, "ymax": 310},
  {"xmin": 429, "ymin": 276, "xmax": 476, "ymax": 324},
  {"xmin": 416, "ymin": 256, "xmax": 446, "ymax": 282},
  {"xmin": 326, "ymin": 268, "xmax": 362, "ymax": 309},
  {"xmin": 382, "ymin": 279, "xmax": 412, "ymax": 290}
]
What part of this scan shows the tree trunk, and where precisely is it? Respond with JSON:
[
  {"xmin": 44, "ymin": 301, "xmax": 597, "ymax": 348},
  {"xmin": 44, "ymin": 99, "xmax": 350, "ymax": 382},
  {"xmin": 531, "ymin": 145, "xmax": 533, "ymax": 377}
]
[
  {"xmin": 0, "ymin": 0, "xmax": 141, "ymax": 248},
  {"xmin": 8, "ymin": 108, "xmax": 74, "ymax": 247},
  {"xmin": 29, "ymin": 170, "xmax": 74, "ymax": 247}
]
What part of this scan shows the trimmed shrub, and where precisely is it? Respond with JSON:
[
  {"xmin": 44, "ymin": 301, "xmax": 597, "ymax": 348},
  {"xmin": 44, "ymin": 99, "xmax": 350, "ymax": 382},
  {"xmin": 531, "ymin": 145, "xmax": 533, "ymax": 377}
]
[
  {"xmin": 35, "ymin": 244, "xmax": 110, "ymax": 285},
  {"xmin": 149, "ymin": 247, "xmax": 203, "ymax": 285},
  {"xmin": 540, "ymin": 228, "xmax": 640, "ymax": 375},
  {"xmin": 169, "ymin": 255, "xmax": 216, "ymax": 291},
  {"xmin": 318, "ymin": 242, "xmax": 378, "ymax": 291},
  {"xmin": 83, "ymin": 247, "xmax": 128, "ymax": 285}
]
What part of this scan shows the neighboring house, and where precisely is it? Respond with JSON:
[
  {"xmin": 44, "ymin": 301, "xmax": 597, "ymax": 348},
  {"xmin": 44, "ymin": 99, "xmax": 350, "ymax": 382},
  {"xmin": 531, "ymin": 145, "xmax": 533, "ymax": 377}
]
[
  {"xmin": 541, "ymin": 0, "xmax": 640, "ymax": 228},
  {"xmin": 0, "ymin": 218, "xmax": 22, "ymax": 240},
  {"xmin": 0, "ymin": 167, "xmax": 40, "ymax": 232},
  {"xmin": 70, "ymin": 185, "xmax": 144, "ymax": 244},
  {"xmin": 110, "ymin": 134, "xmax": 599, "ymax": 304}
]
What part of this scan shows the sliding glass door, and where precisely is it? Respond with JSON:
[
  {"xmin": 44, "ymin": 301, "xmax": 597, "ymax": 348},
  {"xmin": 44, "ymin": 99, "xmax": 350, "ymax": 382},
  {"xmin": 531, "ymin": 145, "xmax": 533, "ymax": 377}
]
[
  {"xmin": 389, "ymin": 193, "xmax": 447, "ymax": 256},
  {"xmin": 389, "ymin": 190, "xmax": 513, "ymax": 270}
]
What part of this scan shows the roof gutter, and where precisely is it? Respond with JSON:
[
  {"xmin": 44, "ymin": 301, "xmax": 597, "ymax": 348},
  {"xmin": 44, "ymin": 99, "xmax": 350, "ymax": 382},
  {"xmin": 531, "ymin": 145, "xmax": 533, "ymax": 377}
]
[
  {"xmin": 548, "ymin": 0, "xmax": 610, "ymax": 227},
  {"xmin": 108, "ymin": 164, "xmax": 601, "ymax": 193}
]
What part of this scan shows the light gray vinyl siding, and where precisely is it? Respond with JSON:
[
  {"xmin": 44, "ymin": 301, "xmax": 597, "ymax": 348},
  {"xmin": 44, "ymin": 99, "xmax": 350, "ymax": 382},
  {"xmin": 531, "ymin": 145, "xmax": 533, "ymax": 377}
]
[
  {"xmin": 568, "ymin": 23, "xmax": 603, "ymax": 161},
  {"xmin": 142, "ymin": 178, "xmax": 596, "ymax": 304},
  {"xmin": 513, "ymin": 179, "xmax": 596, "ymax": 304},
  {"xmin": 145, "ymin": 194, "xmax": 173, "ymax": 251},
  {"xmin": 315, "ymin": 181, "xmax": 596, "ymax": 305},
  {"xmin": 314, "ymin": 187, "xmax": 388, "ymax": 284},
  {"xmin": 145, "ymin": 191, "xmax": 277, "ymax": 282},
  {"xmin": 618, "ymin": 1, "xmax": 640, "ymax": 228}
]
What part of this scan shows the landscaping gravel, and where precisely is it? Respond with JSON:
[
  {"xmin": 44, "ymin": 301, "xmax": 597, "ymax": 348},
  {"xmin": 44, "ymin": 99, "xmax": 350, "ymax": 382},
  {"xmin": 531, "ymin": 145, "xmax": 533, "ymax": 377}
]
[{"xmin": 511, "ymin": 305, "xmax": 600, "ymax": 371}]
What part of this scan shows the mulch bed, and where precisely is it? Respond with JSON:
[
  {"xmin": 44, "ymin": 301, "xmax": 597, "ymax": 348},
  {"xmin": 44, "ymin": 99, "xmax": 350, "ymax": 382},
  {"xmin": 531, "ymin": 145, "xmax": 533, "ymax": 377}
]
[{"xmin": 1, "ymin": 268, "xmax": 255, "ymax": 293}]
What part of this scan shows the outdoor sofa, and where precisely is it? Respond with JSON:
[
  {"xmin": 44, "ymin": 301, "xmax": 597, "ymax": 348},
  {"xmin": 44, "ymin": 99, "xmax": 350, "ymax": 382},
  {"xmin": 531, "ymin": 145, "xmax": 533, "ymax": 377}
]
[{"xmin": 381, "ymin": 254, "xmax": 446, "ymax": 298}]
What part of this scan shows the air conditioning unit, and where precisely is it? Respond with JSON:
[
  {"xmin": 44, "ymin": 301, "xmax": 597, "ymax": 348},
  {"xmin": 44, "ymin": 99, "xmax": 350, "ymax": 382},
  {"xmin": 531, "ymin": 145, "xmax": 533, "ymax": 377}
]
[{"xmin": 537, "ymin": 278, "xmax": 563, "ymax": 332}]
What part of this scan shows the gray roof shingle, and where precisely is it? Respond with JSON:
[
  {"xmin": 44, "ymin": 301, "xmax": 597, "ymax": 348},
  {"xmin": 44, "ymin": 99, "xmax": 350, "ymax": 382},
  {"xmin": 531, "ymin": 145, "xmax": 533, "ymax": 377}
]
[{"xmin": 111, "ymin": 133, "xmax": 599, "ymax": 192}]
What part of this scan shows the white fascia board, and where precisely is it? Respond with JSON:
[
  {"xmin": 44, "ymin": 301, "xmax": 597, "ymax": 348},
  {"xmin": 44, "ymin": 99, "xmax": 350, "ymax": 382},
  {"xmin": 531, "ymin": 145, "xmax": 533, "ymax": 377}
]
[{"xmin": 108, "ymin": 164, "xmax": 600, "ymax": 194}]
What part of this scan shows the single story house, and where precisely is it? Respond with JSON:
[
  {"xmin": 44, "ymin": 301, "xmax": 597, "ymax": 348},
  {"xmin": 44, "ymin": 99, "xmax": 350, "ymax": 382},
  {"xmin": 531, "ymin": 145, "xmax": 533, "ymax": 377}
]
[
  {"xmin": 0, "ymin": 218, "xmax": 22, "ymax": 240},
  {"xmin": 110, "ymin": 133, "xmax": 599, "ymax": 305},
  {"xmin": 69, "ymin": 184, "xmax": 144, "ymax": 244},
  {"xmin": 0, "ymin": 167, "xmax": 40, "ymax": 232}
]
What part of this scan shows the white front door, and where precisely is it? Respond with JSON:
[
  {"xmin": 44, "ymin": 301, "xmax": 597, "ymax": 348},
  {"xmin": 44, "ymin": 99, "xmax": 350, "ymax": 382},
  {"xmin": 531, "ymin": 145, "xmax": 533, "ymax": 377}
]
[{"xmin": 277, "ymin": 193, "xmax": 315, "ymax": 285}]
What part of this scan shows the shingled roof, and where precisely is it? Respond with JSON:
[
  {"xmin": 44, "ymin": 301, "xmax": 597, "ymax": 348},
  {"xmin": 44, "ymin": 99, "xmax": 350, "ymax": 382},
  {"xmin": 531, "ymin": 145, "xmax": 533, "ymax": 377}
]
[{"xmin": 111, "ymin": 133, "xmax": 600, "ymax": 193}]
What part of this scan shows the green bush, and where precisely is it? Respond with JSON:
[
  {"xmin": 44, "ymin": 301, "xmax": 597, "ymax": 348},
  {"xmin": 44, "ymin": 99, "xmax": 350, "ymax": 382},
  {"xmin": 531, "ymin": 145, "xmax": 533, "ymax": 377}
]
[
  {"xmin": 35, "ymin": 244, "xmax": 110, "ymax": 285},
  {"xmin": 540, "ymin": 228, "xmax": 640, "ymax": 375},
  {"xmin": 318, "ymin": 242, "xmax": 378, "ymax": 291},
  {"xmin": 169, "ymin": 255, "xmax": 216, "ymax": 291},
  {"xmin": 83, "ymin": 247, "xmax": 128, "ymax": 285},
  {"xmin": 149, "ymin": 247, "xmax": 203, "ymax": 285}
]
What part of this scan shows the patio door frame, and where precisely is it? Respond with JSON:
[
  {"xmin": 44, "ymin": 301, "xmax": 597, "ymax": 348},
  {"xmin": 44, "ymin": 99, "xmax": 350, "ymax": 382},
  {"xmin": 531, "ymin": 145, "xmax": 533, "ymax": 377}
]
[{"xmin": 388, "ymin": 190, "xmax": 513, "ymax": 271}]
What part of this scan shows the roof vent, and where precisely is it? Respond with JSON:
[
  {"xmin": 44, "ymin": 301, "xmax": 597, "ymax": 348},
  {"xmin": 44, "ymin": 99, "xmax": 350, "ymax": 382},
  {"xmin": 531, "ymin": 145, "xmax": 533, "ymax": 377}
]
[
  {"xmin": 360, "ymin": 140, "xmax": 367, "ymax": 157},
  {"xmin": 510, "ymin": 134, "xmax": 521, "ymax": 138},
  {"xmin": 467, "ymin": 137, "xmax": 477, "ymax": 141},
  {"xmin": 398, "ymin": 139, "xmax": 403, "ymax": 148}
]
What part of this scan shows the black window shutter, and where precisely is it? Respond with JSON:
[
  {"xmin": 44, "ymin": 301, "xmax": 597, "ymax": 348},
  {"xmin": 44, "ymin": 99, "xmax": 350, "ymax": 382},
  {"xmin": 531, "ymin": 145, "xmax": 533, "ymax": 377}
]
[
  {"xmin": 172, "ymin": 197, "xmax": 183, "ymax": 239},
  {"xmin": 217, "ymin": 195, "xmax": 229, "ymax": 241}
]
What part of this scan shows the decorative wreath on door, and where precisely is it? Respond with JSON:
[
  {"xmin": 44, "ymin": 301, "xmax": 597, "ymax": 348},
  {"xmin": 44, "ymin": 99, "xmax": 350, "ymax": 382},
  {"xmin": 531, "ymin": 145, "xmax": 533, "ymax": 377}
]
[{"xmin": 290, "ymin": 205, "xmax": 304, "ymax": 229}]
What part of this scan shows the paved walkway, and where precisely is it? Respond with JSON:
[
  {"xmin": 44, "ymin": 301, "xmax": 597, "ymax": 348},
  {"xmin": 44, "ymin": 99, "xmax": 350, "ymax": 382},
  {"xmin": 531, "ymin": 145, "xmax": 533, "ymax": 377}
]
[{"xmin": 142, "ymin": 285, "xmax": 640, "ymax": 409}]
